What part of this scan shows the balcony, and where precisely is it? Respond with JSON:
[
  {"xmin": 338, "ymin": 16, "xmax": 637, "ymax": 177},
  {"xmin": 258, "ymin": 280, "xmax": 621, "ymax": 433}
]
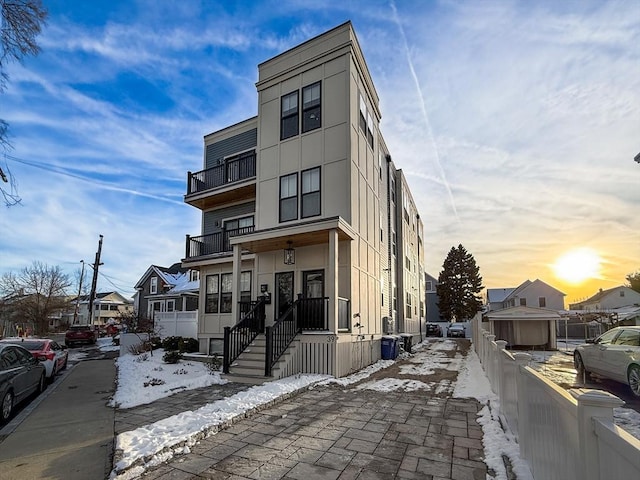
[
  {"xmin": 184, "ymin": 226, "xmax": 255, "ymax": 260},
  {"xmin": 185, "ymin": 151, "xmax": 256, "ymax": 210}
]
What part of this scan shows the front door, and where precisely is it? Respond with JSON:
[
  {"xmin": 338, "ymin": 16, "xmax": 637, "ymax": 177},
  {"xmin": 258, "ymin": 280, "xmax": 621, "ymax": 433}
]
[
  {"xmin": 301, "ymin": 270, "xmax": 325, "ymax": 330},
  {"xmin": 275, "ymin": 272, "xmax": 294, "ymax": 319}
]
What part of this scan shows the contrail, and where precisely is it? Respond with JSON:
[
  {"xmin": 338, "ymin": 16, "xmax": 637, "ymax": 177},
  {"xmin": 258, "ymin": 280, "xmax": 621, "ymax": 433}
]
[{"xmin": 389, "ymin": 0, "xmax": 458, "ymax": 220}]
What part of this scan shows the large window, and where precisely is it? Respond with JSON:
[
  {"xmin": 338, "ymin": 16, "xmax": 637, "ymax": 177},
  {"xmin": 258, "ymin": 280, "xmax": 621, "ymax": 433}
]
[
  {"xmin": 302, "ymin": 82, "xmax": 321, "ymax": 133},
  {"xmin": 281, "ymin": 91, "xmax": 299, "ymax": 140},
  {"xmin": 301, "ymin": 167, "xmax": 320, "ymax": 218},
  {"xmin": 205, "ymin": 275, "xmax": 219, "ymax": 314},
  {"xmin": 220, "ymin": 273, "xmax": 233, "ymax": 313},
  {"xmin": 240, "ymin": 271, "xmax": 252, "ymax": 304},
  {"xmin": 150, "ymin": 277, "xmax": 158, "ymax": 294},
  {"xmin": 280, "ymin": 173, "xmax": 298, "ymax": 222}
]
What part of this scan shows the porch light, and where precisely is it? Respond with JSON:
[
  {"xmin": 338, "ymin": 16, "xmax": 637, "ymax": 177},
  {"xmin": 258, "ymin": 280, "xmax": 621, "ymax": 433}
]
[{"xmin": 284, "ymin": 241, "xmax": 295, "ymax": 265}]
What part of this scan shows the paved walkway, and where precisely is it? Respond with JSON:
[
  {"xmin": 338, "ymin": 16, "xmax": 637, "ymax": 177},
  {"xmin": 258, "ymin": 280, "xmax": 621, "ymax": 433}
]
[{"xmin": 126, "ymin": 340, "xmax": 488, "ymax": 480}]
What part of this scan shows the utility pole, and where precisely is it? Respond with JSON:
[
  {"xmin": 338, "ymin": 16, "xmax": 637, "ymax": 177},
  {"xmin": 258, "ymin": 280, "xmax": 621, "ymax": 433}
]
[
  {"xmin": 73, "ymin": 260, "xmax": 85, "ymax": 325},
  {"xmin": 87, "ymin": 235, "xmax": 104, "ymax": 327}
]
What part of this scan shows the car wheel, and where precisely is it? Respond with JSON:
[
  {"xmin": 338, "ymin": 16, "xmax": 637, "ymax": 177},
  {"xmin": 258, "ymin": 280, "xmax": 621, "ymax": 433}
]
[
  {"xmin": 628, "ymin": 365, "xmax": 640, "ymax": 398},
  {"xmin": 574, "ymin": 352, "xmax": 589, "ymax": 376},
  {"xmin": 1, "ymin": 391, "xmax": 13, "ymax": 423}
]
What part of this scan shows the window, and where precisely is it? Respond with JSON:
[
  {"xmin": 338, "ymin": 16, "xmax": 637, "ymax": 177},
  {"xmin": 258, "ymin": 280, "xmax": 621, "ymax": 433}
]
[
  {"xmin": 366, "ymin": 111, "xmax": 374, "ymax": 148},
  {"xmin": 301, "ymin": 167, "xmax": 320, "ymax": 218},
  {"xmin": 167, "ymin": 300, "xmax": 175, "ymax": 312},
  {"xmin": 302, "ymin": 82, "xmax": 321, "ymax": 133},
  {"xmin": 359, "ymin": 94, "xmax": 367, "ymax": 133},
  {"xmin": 620, "ymin": 290, "xmax": 625, "ymax": 297},
  {"xmin": 379, "ymin": 152, "xmax": 383, "ymax": 180},
  {"xmin": 189, "ymin": 270, "xmax": 199, "ymax": 282},
  {"xmin": 150, "ymin": 277, "xmax": 158, "ymax": 294},
  {"xmin": 279, "ymin": 173, "xmax": 298, "ymax": 222},
  {"xmin": 205, "ymin": 275, "xmax": 219, "ymax": 314},
  {"xmin": 426, "ymin": 281, "xmax": 433, "ymax": 291},
  {"xmin": 109, "ymin": 305, "xmax": 118, "ymax": 311},
  {"xmin": 240, "ymin": 271, "xmax": 252, "ymax": 304},
  {"xmin": 392, "ymin": 231, "xmax": 397, "ymax": 256},
  {"xmin": 220, "ymin": 273, "xmax": 233, "ymax": 313},
  {"xmin": 281, "ymin": 91, "xmax": 299, "ymax": 140},
  {"xmin": 538, "ymin": 297, "xmax": 546, "ymax": 308},
  {"xmin": 406, "ymin": 292, "xmax": 412, "ymax": 318},
  {"xmin": 391, "ymin": 178, "xmax": 396, "ymax": 203},
  {"xmin": 519, "ymin": 298, "xmax": 527, "ymax": 306}
]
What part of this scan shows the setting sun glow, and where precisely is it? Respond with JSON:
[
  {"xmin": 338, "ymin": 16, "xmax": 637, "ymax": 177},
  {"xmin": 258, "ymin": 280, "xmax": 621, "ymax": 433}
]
[{"xmin": 553, "ymin": 248, "xmax": 602, "ymax": 284}]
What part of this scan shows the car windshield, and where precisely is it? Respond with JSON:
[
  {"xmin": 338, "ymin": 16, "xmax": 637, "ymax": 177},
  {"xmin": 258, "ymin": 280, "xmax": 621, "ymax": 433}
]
[{"xmin": 2, "ymin": 340, "xmax": 45, "ymax": 350}]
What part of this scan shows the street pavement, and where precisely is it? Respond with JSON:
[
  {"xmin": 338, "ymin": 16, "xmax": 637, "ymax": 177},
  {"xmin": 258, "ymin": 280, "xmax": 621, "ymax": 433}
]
[{"xmin": 0, "ymin": 356, "xmax": 116, "ymax": 480}]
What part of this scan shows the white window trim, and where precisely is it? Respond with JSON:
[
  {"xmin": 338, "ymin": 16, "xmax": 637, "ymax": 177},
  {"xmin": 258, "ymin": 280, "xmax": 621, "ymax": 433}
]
[{"xmin": 150, "ymin": 277, "xmax": 158, "ymax": 294}]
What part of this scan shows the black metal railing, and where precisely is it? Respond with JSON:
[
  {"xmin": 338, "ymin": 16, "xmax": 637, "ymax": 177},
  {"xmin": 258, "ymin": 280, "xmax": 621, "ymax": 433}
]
[
  {"xmin": 265, "ymin": 302, "xmax": 300, "ymax": 377},
  {"xmin": 297, "ymin": 296, "xmax": 329, "ymax": 330},
  {"xmin": 187, "ymin": 152, "xmax": 256, "ymax": 195},
  {"xmin": 222, "ymin": 298, "xmax": 266, "ymax": 374},
  {"xmin": 185, "ymin": 226, "xmax": 255, "ymax": 259}
]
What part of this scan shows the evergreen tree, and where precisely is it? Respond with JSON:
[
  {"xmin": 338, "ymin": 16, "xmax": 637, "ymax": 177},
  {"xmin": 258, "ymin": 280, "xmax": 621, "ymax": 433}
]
[
  {"xmin": 436, "ymin": 244, "xmax": 483, "ymax": 321},
  {"xmin": 626, "ymin": 270, "xmax": 640, "ymax": 294}
]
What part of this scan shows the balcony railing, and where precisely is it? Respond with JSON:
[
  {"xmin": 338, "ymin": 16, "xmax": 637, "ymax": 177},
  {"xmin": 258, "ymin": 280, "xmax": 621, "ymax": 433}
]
[
  {"xmin": 187, "ymin": 152, "xmax": 256, "ymax": 196},
  {"xmin": 185, "ymin": 226, "xmax": 254, "ymax": 259}
]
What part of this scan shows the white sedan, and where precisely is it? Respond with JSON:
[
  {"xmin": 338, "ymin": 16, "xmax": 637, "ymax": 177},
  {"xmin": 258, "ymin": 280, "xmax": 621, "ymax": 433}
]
[{"xmin": 574, "ymin": 326, "xmax": 640, "ymax": 397}]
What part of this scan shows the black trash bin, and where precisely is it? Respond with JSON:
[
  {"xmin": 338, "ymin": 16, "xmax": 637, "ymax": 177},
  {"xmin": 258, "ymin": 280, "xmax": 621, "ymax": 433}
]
[{"xmin": 400, "ymin": 333, "xmax": 413, "ymax": 353}]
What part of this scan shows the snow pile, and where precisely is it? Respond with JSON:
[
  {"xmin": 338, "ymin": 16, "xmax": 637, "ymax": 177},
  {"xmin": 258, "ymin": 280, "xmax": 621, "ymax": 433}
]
[{"xmin": 109, "ymin": 349, "xmax": 227, "ymax": 408}]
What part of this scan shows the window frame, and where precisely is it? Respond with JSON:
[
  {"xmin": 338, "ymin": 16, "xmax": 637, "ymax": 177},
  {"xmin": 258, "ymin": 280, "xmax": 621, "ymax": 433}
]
[
  {"xmin": 281, "ymin": 90, "xmax": 299, "ymax": 140},
  {"xmin": 150, "ymin": 277, "xmax": 158, "ymax": 294},
  {"xmin": 240, "ymin": 271, "xmax": 252, "ymax": 304},
  {"xmin": 205, "ymin": 274, "xmax": 220, "ymax": 314},
  {"xmin": 302, "ymin": 81, "xmax": 321, "ymax": 133},
  {"xmin": 279, "ymin": 173, "xmax": 298, "ymax": 223},
  {"xmin": 301, "ymin": 167, "xmax": 321, "ymax": 218},
  {"xmin": 220, "ymin": 273, "xmax": 233, "ymax": 314}
]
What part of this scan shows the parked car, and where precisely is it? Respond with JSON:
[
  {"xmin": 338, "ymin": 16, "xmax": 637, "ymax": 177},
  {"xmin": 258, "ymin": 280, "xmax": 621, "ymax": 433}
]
[
  {"xmin": 574, "ymin": 326, "xmax": 640, "ymax": 397},
  {"xmin": 1, "ymin": 343, "xmax": 46, "ymax": 423},
  {"xmin": 447, "ymin": 323, "xmax": 466, "ymax": 338},
  {"xmin": 426, "ymin": 323, "xmax": 443, "ymax": 337},
  {"xmin": 0, "ymin": 338, "xmax": 68, "ymax": 381},
  {"xmin": 65, "ymin": 325, "xmax": 97, "ymax": 347}
]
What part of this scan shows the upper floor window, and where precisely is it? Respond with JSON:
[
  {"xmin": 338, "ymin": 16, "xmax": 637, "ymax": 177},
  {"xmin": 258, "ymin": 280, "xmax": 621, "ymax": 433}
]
[
  {"xmin": 426, "ymin": 281, "xmax": 433, "ymax": 291},
  {"xmin": 359, "ymin": 94, "xmax": 367, "ymax": 133},
  {"xmin": 220, "ymin": 273, "xmax": 233, "ymax": 313},
  {"xmin": 301, "ymin": 167, "xmax": 321, "ymax": 218},
  {"xmin": 205, "ymin": 274, "xmax": 219, "ymax": 314},
  {"xmin": 189, "ymin": 270, "xmax": 199, "ymax": 282},
  {"xmin": 366, "ymin": 111, "xmax": 374, "ymax": 148},
  {"xmin": 280, "ymin": 173, "xmax": 298, "ymax": 222},
  {"xmin": 539, "ymin": 297, "xmax": 546, "ymax": 308},
  {"xmin": 281, "ymin": 91, "xmax": 299, "ymax": 140},
  {"xmin": 150, "ymin": 277, "xmax": 158, "ymax": 294},
  {"xmin": 519, "ymin": 298, "xmax": 527, "ymax": 306},
  {"xmin": 302, "ymin": 82, "xmax": 321, "ymax": 133}
]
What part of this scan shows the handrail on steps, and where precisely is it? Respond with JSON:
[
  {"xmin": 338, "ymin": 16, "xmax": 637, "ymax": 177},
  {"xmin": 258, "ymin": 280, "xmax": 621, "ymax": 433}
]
[
  {"xmin": 223, "ymin": 298, "xmax": 266, "ymax": 374},
  {"xmin": 265, "ymin": 300, "xmax": 301, "ymax": 377}
]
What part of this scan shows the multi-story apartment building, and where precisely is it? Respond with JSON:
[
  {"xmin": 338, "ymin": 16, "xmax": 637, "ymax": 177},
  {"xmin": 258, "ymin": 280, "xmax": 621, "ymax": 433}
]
[{"xmin": 183, "ymin": 22, "xmax": 425, "ymax": 380}]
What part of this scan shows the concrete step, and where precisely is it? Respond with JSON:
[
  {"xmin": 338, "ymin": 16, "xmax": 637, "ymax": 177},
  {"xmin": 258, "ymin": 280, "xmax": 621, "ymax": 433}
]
[{"xmin": 221, "ymin": 373, "xmax": 272, "ymax": 385}]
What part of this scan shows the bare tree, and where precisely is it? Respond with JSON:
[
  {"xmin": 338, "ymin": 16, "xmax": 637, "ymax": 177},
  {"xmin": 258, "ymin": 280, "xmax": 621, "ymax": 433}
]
[
  {"xmin": 0, "ymin": 261, "xmax": 71, "ymax": 335},
  {"xmin": 1, "ymin": 0, "xmax": 48, "ymax": 205}
]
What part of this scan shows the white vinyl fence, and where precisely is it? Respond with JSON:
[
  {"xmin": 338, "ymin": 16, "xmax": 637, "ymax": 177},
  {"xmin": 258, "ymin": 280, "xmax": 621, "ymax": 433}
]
[
  {"xmin": 472, "ymin": 318, "xmax": 640, "ymax": 480},
  {"xmin": 153, "ymin": 311, "xmax": 198, "ymax": 339}
]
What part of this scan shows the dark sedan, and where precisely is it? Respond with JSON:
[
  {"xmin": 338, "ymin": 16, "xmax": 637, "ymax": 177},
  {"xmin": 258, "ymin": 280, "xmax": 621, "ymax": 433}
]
[{"xmin": 1, "ymin": 343, "xmax": 46, "ymax": 423}]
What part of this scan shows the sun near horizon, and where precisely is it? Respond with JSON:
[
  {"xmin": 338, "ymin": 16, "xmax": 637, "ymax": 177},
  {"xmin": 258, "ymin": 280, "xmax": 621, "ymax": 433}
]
[{"xmin": 551, "ymin": 248, "xmax": 607, "ymax": 303}]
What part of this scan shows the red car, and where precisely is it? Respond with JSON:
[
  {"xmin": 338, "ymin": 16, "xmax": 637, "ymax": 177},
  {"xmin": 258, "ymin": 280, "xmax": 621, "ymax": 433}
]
[
  {"xmin": 65, "ymin": 325, "xmax": 97, "ymax": 348},
  {"xmin": 0, "ymin": 338, "xmax": 68, "ymax": 381}
]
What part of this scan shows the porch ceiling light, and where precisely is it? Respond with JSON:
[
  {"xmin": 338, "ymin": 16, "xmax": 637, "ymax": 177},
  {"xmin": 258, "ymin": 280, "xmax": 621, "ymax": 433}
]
[{"xmin": 284, "ymin": 241, "xmax": 295, "ymax": 265}]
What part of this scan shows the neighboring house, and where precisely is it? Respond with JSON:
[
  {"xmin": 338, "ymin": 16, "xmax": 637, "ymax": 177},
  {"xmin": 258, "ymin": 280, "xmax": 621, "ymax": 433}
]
[
  {"xmin": 133, "ymin": 264, "xmax": 199, "ymax": 338},
  {"xmin": 66, "ymin": 292, "xmax": 133, "ymax": 327},
  {"xmin": 569, "ymin": 286, "xmax": 640, "ymax": 311},
  {"xmin": 134, "ymin": 263, "xmax": 199, "ymax": 319},
  {"xmin": 182, "ymin": 22, "xmax": 425, "ymax": 379},
  {"xmin": 425, "ymin": 273, "xmax": 444, "ymax": 324},
  {"xmin": 487, "ymin": 279, "xmax": 565, "ymax": 312},
  {"xmin": 484, "ymin": 279, "xmax": 565, "ymax": 349}
]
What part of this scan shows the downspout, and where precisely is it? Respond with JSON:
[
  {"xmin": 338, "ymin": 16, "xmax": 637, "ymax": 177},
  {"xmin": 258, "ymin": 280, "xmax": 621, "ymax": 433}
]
[
  {"xmin": 386, "ymin": 155, "xmax": 393, "ymax": 324},
  {"xmin": 417, "ymin": 213, "xmax": 422, "ymax": 343}
]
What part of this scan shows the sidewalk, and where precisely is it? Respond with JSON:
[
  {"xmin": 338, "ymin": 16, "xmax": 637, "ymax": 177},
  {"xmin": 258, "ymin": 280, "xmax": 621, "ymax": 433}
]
[
  {"xmin": 119, "ymin": 340, "xmax": 489, "ymax": 480},
  {"xmin": 0, "ymin": 358, "xmax": 116, "ymax": 480}
]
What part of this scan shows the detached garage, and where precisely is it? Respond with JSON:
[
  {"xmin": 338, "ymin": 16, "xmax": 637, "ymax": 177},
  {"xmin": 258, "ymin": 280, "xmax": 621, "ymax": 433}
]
[{"xmin": 486, "ymin": 306, "xmax": 559, "ymax": 349}]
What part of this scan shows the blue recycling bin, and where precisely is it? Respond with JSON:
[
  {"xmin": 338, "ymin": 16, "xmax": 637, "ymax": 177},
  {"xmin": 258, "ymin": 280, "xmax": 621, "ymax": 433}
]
[{"xmin": 381, "ymin": 336, "xmax": 396, "ymax": 359}]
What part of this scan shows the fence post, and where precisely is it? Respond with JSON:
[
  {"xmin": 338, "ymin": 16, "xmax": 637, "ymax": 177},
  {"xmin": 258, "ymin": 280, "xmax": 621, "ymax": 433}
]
[
  {"xmin": 571, "ymin": 389, "xmax": 624, "ymax": 480},
  {"xmin": 513, "ymin": 353, "xmax": 531, "ymax": 458},
  {"xmin": 495, "ymin": 340, "xmax": 508, "ymax": 404},
  {"xmin": 223, "ymin": 326, "xmax": 230, "ymax": 374},
  {"xmin": 486, "ymin": 335, "xmax": 496, "ymax": 390}
]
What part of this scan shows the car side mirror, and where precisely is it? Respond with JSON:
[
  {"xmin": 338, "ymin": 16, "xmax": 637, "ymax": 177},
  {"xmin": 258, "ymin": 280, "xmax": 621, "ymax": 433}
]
[{"xmin": 586, "ymin": 338, "xmax": 595, "ymax": 344}]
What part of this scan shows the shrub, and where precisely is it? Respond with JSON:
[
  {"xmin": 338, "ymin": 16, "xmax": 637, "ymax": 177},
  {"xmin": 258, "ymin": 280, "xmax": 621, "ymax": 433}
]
[
  {"xmin": 162, "ymin": 336, "xmax": 181, "ymax": 351},
  {"xmin": 149, "ymin": 336, "xmax": 162, "ymax": 350},
  {"xmin": 179, "ymin": 337, "xmax": 199, "ymax": 353},
  {"xmin": 205, "ymin": 354, "xmax": 222, "ymax": 374},
  {"xmin": 163, "ymin": 350, "xmax": 182, "ymax": 364}
]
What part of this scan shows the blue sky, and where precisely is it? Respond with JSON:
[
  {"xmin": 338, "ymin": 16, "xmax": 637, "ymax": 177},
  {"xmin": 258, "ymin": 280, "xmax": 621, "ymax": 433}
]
[{"xmin": 1, "ymin": 0, "xmax": 638, "ymax": 304}]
